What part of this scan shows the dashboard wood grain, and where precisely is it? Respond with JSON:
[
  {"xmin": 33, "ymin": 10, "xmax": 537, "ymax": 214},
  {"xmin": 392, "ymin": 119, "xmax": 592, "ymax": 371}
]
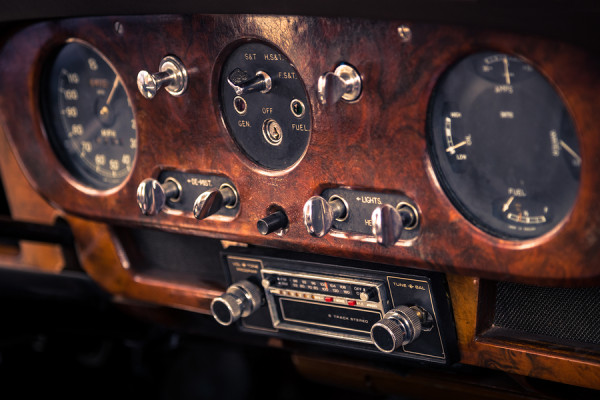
[{"xmin": 1, "ymin": 15, "xmax": 600, "ymax": 284}]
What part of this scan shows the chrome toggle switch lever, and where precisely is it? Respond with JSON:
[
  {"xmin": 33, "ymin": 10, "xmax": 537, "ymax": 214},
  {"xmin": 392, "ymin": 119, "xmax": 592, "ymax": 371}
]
[
  {"xmin": 372, "ymin": 203, "xmax": 418, "ymax": 247},
  {"xmin": 303, "ymin": 196, "xmax": 348, "ymax": 237},
  {"xmin": 227, "ymin": 68, "xmax": 272, "ymax": 96},
  {"xmin": 193, "ymin": 184, "xmax": 239, "ymax": 220},
  {"xmin": 136, "ymin": 178, "xmax": 181, "ymax": 216},
  {"xmin": 137, "ymin": 55, "xmax": 188, "ymax": 99},
  {"xmin": 317, "ymin": 63, "xmax": 362, "ymax": 105}
]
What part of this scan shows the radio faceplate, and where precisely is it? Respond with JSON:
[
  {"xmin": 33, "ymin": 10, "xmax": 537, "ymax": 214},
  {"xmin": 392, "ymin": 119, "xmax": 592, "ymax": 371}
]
[{"xmin": 222, "ymin": 248, "xmax": 457, "ymax": 364}]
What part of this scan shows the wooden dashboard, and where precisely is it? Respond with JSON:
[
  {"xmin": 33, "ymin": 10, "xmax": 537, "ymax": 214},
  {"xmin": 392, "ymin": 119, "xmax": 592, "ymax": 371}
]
[{"xmin": 1, "ymin": 14, "xmax": 600, "ymax": 393}]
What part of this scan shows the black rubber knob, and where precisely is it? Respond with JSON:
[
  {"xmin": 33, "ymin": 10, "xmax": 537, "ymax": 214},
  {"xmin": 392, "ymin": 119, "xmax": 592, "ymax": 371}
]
[{"xmin": 257, "ymin": 211, "xmax": 288, "ymax": 235}]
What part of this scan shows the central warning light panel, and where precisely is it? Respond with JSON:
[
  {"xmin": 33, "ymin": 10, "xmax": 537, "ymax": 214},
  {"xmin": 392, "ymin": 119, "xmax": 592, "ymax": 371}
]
[{"xmin": 219, "ymin": 41, "xmax": 311, "ymax": 170}]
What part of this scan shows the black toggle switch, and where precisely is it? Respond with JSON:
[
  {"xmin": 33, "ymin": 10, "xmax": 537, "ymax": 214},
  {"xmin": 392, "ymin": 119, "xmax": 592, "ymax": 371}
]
[{"xmin": 227, "ymin": 68, "xmax": 272, "ymax": 96}]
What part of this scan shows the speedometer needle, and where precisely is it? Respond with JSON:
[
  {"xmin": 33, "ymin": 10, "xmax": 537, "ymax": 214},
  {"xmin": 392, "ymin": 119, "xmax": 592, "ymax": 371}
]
[
  {"xmin": 559, "ymin": 140, "xmax": 582, "ymax": 166},
  {"xmin": 502, "ymin": 196, "xmax": 515, "ymax": 212},
  {"xmin": 503, "ymin": 56, "xmax": 511, "ymax": 85},
  {"xmin": 99, "ymin": 76, "xmax": 119, "ymax": 120},
  {"xmin": 446, "ymin": 140, "xmax": 467, "ymax": 153},
  {"xmin": 106, "ymin": 76, "xmax": 119, "ymax": 106}
]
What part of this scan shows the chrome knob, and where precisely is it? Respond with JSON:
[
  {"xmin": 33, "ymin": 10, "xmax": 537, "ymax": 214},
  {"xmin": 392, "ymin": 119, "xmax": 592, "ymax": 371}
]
[
  {"xmin": 370, "ymin": 305, "xmax": 424, "ymax": 353},
  {"xmin": 303, "ymin": 196, "xmax": 348, "ymax": 237},
  {"xmin": 136, "ymin": 178, "xmax": 181, "ymax": 216},
  {"xmin": 317, "ymin": 63, "xmax": 362, "ymax": 105},
  {"xmin": 210, "ymin": 280, "xmax": 263, "ymax": 326},
  {"xmin": 359, "ymin": 288, "xmax": 376, "ymax": 302},
  {"xmin": 137, "ymin": 55, "xmax": 188, "ymax": 99},
  {"xmin": 372, "ymin": 203, "xmax": 418, "ymax": 247},
  {"xmin": 227, "ymin": 68, "xmax": 272, "ymax": 96},
  {"xmin": 193, "ymin": 184, "xmax": 238, "ymax": 220}
]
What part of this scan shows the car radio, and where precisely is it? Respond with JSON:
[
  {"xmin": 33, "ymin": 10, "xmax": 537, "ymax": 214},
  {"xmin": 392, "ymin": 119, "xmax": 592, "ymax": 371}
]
[{"xmin": 211, "ymin": 247, "xmax": 457, "ymax": 364}]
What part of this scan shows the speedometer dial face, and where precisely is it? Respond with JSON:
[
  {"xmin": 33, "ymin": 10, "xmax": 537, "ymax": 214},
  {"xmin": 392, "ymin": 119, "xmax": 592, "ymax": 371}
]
[
  {"xmin": 42, "ymin": 41, "xmax": 137, "ymax": 189},
  {"xmin": 428, "ymin": 52, "xmax": 581, "ymax": 239}
]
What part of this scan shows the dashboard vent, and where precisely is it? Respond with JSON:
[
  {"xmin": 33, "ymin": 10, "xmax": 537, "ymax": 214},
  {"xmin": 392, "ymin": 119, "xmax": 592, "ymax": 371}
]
[{"xmin": 493, "ymin": 281, "xmax": 600, "ymax": 346}]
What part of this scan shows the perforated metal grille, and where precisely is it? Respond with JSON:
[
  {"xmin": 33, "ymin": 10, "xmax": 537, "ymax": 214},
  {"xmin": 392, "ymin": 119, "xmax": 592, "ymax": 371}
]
[{"xmin": 494, "ymin": 282, "xmax": 600, "ymax": 345}]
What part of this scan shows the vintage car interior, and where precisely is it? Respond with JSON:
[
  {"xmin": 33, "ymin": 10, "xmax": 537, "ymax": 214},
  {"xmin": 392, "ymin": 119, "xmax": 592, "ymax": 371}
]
[{"xmin": 1, "ymin": 1, "xmax": 600, "ymax": 398}]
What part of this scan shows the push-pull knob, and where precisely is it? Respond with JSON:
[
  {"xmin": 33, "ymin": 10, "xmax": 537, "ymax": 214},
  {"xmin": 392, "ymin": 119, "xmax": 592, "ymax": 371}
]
[
  {"xmin": 137, "ymin": 178, "xmax": 181, "ymax": 215},
  {"xmin": 370, "ymin": 305, "xmax": 427, "ymax": 353},
  {"xmin": 257, "ymin": 211, "xmax": 289, "ymax": 235},
  {"xmin": 137, "ymin": 55, "xmax": 188, "ymax": 99},
  {"xmin": 210, "ymin": 280, "xmax": 263, "ymax": 326},
  {"xmin": 372, "ymin": 204, "xmax": 418, "ymax": 247},
  {"xmin": 317, "ymin": 64, "xmax": 362, "ymax": 105},
  {"xmin": 303, "ymin": 196, "xmax": 348, "ymax": 237},
  {"xmin": 227, "ymin": 68, "xmax": 272, "ymax": 96},
  {"xmin": 193, "ymin": 184, "xmax": 239, "ymax": 220}
]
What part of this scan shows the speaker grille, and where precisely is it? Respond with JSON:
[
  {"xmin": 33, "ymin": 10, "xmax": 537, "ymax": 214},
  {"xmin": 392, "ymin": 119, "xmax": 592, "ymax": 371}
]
[{"xmin": 494, "ymin": 282, "xmax": 600, "ymax": 346}]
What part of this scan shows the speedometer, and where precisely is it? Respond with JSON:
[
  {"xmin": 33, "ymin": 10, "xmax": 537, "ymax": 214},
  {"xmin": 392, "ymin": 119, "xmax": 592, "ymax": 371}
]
[
  {"xmin": 41, "ymin": 41, "xmax": 137, "ymax": 189},
  {"xmin": 428, "ymin": 52, "xmax": 580, "ymax": 240}
]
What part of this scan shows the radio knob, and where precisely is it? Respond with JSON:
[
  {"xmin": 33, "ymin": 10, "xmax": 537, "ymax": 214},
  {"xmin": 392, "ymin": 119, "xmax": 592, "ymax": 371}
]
[
  {"xmin": 370, "ymin": 305, "xmax": 424, "ymax": 353},
  {"xmin": 136, "ymin": 178, "xmax": 181, "ymax": 216},
  {"xmin": 303, "ymin": 196, "xmax": 348, "ymax": 237},
  {"xmin": 193, "ymin": 184, "xmax": 239, "ymax": 220},
  {"xmin": 359, "ymin": 288, "xmax": 376, "ymax": 301},
  {"xmin": 210, "ymin": 280, "xmax": 263, "ymax": 326},
  {"xmin": 372, "ymin": 203, "xmax": 418, "ymax": 247}
]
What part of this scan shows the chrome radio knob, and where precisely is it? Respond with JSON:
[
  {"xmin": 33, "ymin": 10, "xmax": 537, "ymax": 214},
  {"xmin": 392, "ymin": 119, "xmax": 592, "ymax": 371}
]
[
  {"xmin": 136, "ymin": 178, "xmax": 181, "ymax": 216},
  {"xmin": 317, "ymin": 63, "xmax": 362, "ymax": 105},
  {"xmin": 210, "ymin": 280, "xmax": 263, "ymax": 326},
  {"xmin": 303, "ymin": 196, "xmax": 348, "ymax": 237},
  {"xmin": 370, "ymin": 305, "xmax": 424, "ymax": 353},
  {"xmin": 193, "ymin": 184, "xmax": 239, "ymax": 220},
  {"xmin": 372, "ymin": 203, "xmax": 418, "ymax": 247},
  {"xmin": 137, "ymin": 55, "xmax": 188, "ymax": 99}
]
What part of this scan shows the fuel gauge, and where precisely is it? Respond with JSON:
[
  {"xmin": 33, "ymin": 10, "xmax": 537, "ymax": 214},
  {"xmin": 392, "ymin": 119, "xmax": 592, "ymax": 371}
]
[
  {"xmin": 428, "ymin": 51, "xmax": 580, "ymax": 240},
  {"xmin": 493, "ymin": 193, "xmax": 552, "ymax": 234}
]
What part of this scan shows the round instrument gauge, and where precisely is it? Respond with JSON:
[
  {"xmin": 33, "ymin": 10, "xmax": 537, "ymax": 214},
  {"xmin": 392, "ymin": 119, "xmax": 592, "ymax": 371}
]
[
  {"xmin": 428, "ymin": 52, "xmax": 581, "ymax": 240},
  {"xmin": 41, "ymin": 41, "xmax": 137, "ymax": 189}
]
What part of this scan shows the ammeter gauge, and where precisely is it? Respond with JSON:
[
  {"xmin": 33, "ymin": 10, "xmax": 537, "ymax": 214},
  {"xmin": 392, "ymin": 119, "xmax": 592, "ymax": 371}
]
[{"xmin": 428, "ymin": 52, "xmax": 580, "ymax": 239}]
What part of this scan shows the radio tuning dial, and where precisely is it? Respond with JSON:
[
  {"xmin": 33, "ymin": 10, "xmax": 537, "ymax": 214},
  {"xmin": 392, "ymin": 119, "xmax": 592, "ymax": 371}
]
[
  {"xmin": 210, "ymin": 280, "xmax": 263, "ymax": 326},
  {"xmin": 303, "ymin": 196, "xmax": 348, "ymax": 237},
  {"xmin": 136, "ymin": 178, "xmax": 181, "ymax": 216},
  {"xmin": 370, "ymin": 305, "xmax": 427, "ymax": 353}
]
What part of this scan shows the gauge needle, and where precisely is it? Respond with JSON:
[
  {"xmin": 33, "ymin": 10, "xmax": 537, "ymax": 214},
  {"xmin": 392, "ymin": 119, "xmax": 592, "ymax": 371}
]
[
  {"xmin": 503, "ymin": 56, "xmax": 511, "ymax": 85},
  {"xmin": 446, "ymin": 140, "xmax": 467, "ymax": 153},
  {"xmin": 106, "ymin": 76, "xmax": 119, "ymax": 106},
  {"xmin": 502, "ymin": 196, "xmax": 515, "ymax": 213},
  {"xmin": 559, "ymin": 140, "xmax": 582, "ymax": 166}
]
